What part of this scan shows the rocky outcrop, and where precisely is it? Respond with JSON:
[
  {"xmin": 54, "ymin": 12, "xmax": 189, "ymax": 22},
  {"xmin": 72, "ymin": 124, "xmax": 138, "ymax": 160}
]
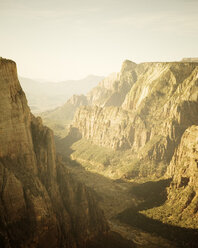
[
  {"xmin": 87, "ymin": 61, "xmax": 137, "ymax": 107},
  {"xmin": 0, "ymin": 58, "xmax": 133, "ymax": 248},
  {"xmin": 73, "ymin": 106, "xmax": 132, "ymax": 150},
  {"xmin": 71, "ymin": 61, "xmax": 198, "ymax": 178},
  {"xmin": 142, "ymin": 125, "xmax": 198, "ymax": 229},
  {"xmin": 165, "ymin": 125, "xmax": 198, "ymax": 227},
  {"xmin": 41, "ymin": 60, "xmax": 137, "ymax": 136}
]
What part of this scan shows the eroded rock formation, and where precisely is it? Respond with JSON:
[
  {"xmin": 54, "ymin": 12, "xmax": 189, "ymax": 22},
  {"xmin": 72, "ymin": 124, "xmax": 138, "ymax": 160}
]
[
  {"xmin": 0, "ymin": 58, "xmax": 133, "ymax": 248},
  {"xmin": 71, "ymin": 60, "xmax": 198, "ymax": 178},
  {"xmin": 165, "ymin": 125, "xmax": 198, "ymax": 227}
]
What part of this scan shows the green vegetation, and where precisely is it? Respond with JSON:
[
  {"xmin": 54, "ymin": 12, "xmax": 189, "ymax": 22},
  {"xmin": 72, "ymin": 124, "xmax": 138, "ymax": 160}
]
[
  {"xmin": 71, "ymin": 139, "xmax": 139, "ymax": 179},
  {"xmin": 117, "ymin": 179, "xmax": 198, "ymax": 248},
  {"xmin": 141, "ymin": 186, "xmax": 198, "ymax": 229},
  {"xmin": 70, "ymin": 138, "xmax": 167, "ymax": 180}
]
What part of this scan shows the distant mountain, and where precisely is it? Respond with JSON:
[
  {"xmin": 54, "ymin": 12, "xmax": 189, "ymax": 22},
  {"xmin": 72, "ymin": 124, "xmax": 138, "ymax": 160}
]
[
  {"xmin": 19, "ymin": 75, "xmax": 104, "ymax": 113},
  {"xmin": 40, "ymin": 73, "xmax": 119, "ymax": 136}
]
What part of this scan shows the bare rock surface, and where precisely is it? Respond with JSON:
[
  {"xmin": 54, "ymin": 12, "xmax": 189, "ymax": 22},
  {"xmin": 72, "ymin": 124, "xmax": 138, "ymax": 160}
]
[
  {"xmin": 70, "ymin": 61, "xmax": 198, "ymax": 178},
  {"xmin": 0, "ymin": 58, "xmax": 134, "ymax": 248}
]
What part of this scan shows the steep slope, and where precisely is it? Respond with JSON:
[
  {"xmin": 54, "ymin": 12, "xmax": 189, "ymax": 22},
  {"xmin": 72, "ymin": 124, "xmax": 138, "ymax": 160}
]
[
  {"xmin": 40, "ymin": 72, "xmax": 123, "ymax": 135},
  {"xmin": 70, "ymin": 61, "xmax": 198, "ymax": 178},
  {"xmin": 87, "ymin": 61, "xmax": 137, "ymax": 107},
  {"xmin": 141, "ymin": 125, "xmax": 198, "ymax": 230},
  {"xmin": 166, "ymin": 125, "xmax": 198, "ymax": 228},
  {"xmin": 0, "ymin": 58, "xmax": 133, "ymax": 248},
  {"xmin": 41, "ymin": 60, "xmax": 137, "ymax": 133}
]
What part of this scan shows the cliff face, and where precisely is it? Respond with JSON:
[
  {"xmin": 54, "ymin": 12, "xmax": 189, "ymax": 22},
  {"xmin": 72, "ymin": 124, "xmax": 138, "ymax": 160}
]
[
  {"xmin": 142, "ymin": 125, "xmax": 198, "ymax": 229},
  {"xmin": 0, "ymin": 59, "xmax": 36, "ymax": 171},
  {"xmin": 87, "ymin": 61, "xmax": 137, "ymax": 107},
  {"xmin": 0, "ymin": 58, "xmax": 123, "ymax": 248},
  {"xmin": 165, "ymin": 125, "xmax": 198, "ymax": 227},
  {"xmin": 74, "ymin": 106, "xmax": 132, "ymax": 150},
  {"xmin": 41, "ymin": 60, "xmax": 137, "ymax": 132},
  {"xmin": 72, "ymin": 61, "xmax": 198, "ymax": 178}
]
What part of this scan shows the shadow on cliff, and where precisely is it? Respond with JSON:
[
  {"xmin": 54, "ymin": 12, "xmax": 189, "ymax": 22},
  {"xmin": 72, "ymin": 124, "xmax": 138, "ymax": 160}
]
[
  {"xmin": 60, "ymin": 156, "xmax": 134, "ymax": 204},
  {"xmin": 55, "ymin": 127, "xmax": 82, "ymax": 156},
  {"xmin": 129, "ymin": 179, "xmax": 172, "ymax": 210},
  {"xmin": 117, "ymin": 210, "xmax": 198, "ymax": 248},
  {"xmin": 55, "ymin": 132, "xmax": 198, "ymax": 248},
  {"xmin": 117, "ymin": 179, "xmax": 198, "ymax": 248},
  {"xmin": 60, "ymin": 156, "xmax": 198, "ymax": 247}
]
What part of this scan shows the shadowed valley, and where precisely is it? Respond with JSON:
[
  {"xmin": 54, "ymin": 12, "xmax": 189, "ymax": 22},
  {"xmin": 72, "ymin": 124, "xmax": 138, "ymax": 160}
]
[{"xmin": 40, "ymin": 59, "xmax": 198, "ymax": 247}]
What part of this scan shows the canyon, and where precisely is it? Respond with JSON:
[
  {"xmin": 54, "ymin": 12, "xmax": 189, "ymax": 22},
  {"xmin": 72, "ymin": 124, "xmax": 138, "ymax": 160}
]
[
  {"xmin": 1, "ymin": 56, "xmax": 198, "ymax": 247},
  {"xmin": 42, "ymin": 59, "xmax": 198, "ymax": 247}
]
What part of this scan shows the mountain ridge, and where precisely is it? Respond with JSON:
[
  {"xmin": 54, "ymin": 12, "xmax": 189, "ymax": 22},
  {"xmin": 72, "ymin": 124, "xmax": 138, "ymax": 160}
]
[{"xmin": 19, "ymin": 74, "xmax": 104, "ymax": 113}]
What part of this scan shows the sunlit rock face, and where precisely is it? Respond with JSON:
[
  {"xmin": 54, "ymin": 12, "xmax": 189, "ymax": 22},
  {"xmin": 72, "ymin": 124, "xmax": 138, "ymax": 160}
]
[
  {"xmin": 144, "ymin": 125, "xmax": 198, "ymax": 229},
  {"xmin": 41, "ymin": 60, "xmax": 137, "ymax": 134},
  {"xmin": 0, "ymin": 58, "xmax": 113, "ymax": 248},
  {"xmin": 72, "ymin": 60, "xmax": 198, "ymax": 178},
  {"xmin": 87, "ymin": 60, "xmax": 137, "ymax": 107},
  {"xmin": 0, "ymin": 58, "xmax": 36, "ymax": 171},
  {"xmin": 165, "ymin": 125, "xmax": 198, "ymax": 228}
]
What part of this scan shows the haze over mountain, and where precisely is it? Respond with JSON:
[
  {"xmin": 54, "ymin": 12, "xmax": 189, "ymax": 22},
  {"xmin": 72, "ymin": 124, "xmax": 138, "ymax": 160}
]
[
  {"xmin": 1, "ymin": 0, "xmax": 198, "ymax": 81},
  {"xmin": 19, "ymin": 75, "xmax": 104, "ymax": 113},
  {"xmin": 1, "ymin": 0, "xmax": 198, "ymax": 246},
  {"xmin": 1, "ymin": 54, "xmax": 198, "ymax": 247}
]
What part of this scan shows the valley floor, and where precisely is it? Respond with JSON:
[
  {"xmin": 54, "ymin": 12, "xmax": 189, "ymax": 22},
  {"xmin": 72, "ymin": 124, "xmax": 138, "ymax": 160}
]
[{"xmin": 65, "ymin": 160, "xmax": 176, "ymax": 248}]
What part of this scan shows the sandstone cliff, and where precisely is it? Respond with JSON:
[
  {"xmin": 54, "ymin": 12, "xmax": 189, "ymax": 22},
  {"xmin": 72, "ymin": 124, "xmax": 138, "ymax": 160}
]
[
  {"xmin": 141, "ymin": 125, "xmax": 198, "ymax": 229},
  {"xmin": 71, "ymin": 61, "xmax": 198, "ymax": 178},
  {"xmin": 165, "ymin": 125, "xmax": 198, "ymax": 228},
  {"xmin": 0, "ymin": 58, "xmax": 133, "ymax": 248},
  {"xmin": 86, "ymin": 61, "xmax": 137, "ymax": 108},
  {"xmin": 41, "ymin": 61, "xmax": 137, "ymax": 133}
]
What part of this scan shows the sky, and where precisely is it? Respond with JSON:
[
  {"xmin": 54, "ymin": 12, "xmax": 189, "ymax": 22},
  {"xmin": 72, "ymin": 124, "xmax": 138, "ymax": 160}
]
[{"xmin": 0, "ymin": 0, "xmax": 198, "ymax": 81}]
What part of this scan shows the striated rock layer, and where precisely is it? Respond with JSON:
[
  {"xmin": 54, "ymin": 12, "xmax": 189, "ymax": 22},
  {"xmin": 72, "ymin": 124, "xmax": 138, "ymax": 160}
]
[
  {"xmin": 142, "ymin": 125, "xmax": 198, "ymax": 229},
  {"xmin": 166, "ymin": 125, "xmax": 198, "ymax": 227},
  {"xmin": 71, "ymin": 60, "xmax": 198, "ymax": 178},
  {"xmin": 0, "ymin": 58, "xmax": 133, "ymax": 248}
]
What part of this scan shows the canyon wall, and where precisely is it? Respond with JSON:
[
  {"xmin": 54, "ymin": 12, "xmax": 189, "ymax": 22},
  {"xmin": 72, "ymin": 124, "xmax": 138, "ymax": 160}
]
[
  {"xmin": 71, "ymin": 61, "xmax": 198, "ymax": 178},
  {"xmin": 165, "ymin": 125, "xmax": 198, "ymax": 227},
  {"xmin": 143, "ymin": 125, "xmax": 198, "ymax": 229},
  {"xmin": 0, "ymin": 58, "xmax": 132, "ymax": 248}
]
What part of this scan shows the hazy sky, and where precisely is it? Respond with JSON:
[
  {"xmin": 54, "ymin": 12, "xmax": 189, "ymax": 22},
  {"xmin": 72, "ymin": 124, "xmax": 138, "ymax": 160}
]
[{"xmin": 0, "ymin": 0, "xmax": 198, "ymax": 81}]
